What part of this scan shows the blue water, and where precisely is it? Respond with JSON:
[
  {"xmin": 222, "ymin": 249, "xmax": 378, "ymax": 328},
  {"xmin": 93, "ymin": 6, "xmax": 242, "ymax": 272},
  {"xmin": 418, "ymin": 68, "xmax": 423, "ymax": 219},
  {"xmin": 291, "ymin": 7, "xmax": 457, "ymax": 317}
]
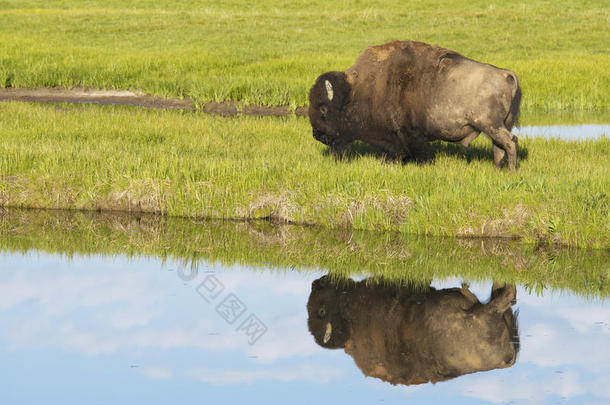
[
  {"xmin": 515, "ymin": 124, "xmax": 609, "ymax": 140},
  {"xmin": 0, "ymin": 252, "xmax": 608, "ymax": 405}
]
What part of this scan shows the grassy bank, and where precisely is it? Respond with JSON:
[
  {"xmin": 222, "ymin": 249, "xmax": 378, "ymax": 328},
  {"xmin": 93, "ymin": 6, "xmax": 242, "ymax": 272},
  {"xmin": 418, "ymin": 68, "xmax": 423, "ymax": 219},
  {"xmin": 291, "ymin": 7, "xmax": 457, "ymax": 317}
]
[
  {"xmin": 1, "ymin": 209, "xmax": 608, "ymax": 298},
  {"xmin": 0, "ymin": 0, "xmax": 608, "ymax": 110},
  {"xmin": 0, "ymin": 102, "xmax": 608, "ymax": 248}
]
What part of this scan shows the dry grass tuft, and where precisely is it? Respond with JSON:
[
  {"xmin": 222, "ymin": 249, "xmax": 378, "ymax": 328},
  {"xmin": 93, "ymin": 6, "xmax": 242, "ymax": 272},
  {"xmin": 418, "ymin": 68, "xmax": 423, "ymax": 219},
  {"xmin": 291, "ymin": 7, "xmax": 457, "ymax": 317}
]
[
  {"xmin": 248, "ymin": 192, "xmax": 300, "ymax": 222},
  {"xmin": 458, "ymin": 204, "xmax": 530, "ymax": 238},
  {"xmin": 337, "ymin": 194, "xmax": 415, "ymax": 227},
  {"xmin": 100, "ymin": 179, "xmax": 168, "ymax": 213}
]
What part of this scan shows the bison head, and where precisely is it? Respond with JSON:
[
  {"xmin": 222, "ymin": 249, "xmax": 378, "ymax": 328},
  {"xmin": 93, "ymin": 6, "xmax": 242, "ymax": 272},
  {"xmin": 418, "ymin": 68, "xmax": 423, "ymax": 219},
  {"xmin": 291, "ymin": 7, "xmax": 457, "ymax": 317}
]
[
  {"xmin": 306, "ymin": 276, "xmax": 352, "ymax": 349},
  {"xmin": 308, "ymin": 71, "xmax": 351, "ymax": 148}
]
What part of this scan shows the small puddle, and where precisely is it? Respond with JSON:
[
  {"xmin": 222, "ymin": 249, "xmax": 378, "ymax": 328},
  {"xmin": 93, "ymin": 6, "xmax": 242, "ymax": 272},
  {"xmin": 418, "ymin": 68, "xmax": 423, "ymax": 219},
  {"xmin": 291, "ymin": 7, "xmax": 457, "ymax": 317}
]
[{"xmin": 0, "ymin": 209, "xmax": 608, "ymax": 404}]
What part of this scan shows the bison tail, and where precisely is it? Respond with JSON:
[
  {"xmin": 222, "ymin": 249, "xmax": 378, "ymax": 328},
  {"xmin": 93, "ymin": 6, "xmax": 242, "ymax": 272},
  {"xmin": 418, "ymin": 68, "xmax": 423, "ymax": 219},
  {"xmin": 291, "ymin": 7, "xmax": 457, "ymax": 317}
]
[{"xmin": 504, "ymin": 73, "xmax": 522, "ymax": 130}]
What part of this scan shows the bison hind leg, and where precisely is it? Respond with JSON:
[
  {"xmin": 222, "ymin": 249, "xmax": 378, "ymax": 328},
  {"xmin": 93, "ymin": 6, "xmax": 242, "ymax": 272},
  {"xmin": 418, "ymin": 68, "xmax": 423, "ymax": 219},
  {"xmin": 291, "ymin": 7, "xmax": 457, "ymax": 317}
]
[
  {"xmin": 478, "ymin": 125, "xmax": 518, "ymax": 170},
  {"xmin": 460, "ymin": 282, "xmax": 480, "ymax": 305},
  {"xmin": 492, "ymin": 142, "xmax": 507, "ymax": 168},
  {"xmin": 459, "ymin": 130, "xmax": 480, "ymax": 149},
  {"xmin": 492, "ymin": 133, "xmax": 519, "ymax": 169},
  {"xmin": 490, "ymin": 283, "xmax": 517, "ymax": 313},
  {"xmin": 456, "ymin": 130, "xmax": 481, "ymax": 162}
]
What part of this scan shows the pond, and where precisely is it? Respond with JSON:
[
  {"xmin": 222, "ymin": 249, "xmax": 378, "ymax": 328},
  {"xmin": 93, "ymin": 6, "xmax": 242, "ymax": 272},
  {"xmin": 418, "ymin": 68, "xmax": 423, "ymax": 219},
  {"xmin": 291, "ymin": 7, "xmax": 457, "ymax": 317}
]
[
  {"xmin": 0, "ymin": 209, "xmax": 608, "ymax": 404},
  {"xmin": 514, "ymin": 109, "xmax": 609, "ymax": 140},
  {"xmin": 515, "ymin": 124, "xmax": 609, "ymax": 141}
]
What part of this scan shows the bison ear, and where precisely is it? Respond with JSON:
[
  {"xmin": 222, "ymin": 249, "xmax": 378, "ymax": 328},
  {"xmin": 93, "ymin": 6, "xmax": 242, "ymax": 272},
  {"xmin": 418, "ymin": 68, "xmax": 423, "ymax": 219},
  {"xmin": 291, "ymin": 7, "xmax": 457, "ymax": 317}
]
[{"xmin": 325, "ymin": 80, "xmax": 334, "ymax": 101}]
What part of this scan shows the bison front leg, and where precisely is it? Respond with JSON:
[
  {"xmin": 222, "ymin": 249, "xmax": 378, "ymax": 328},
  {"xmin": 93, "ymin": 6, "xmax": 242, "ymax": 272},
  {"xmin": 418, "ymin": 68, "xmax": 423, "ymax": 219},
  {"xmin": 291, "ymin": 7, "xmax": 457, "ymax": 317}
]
[
  {"xmin": 370, "ymin": 134, "xmax": 409, "ymax": 162},
  {"xmin": 330, "ymin": 140, "xmax": 351, "ymax": 160},
  {"xmin": 394, "ymin": 129, "xmax": 433, "ymax": 163},
  {"xmin": 406, "ymin": 134, "xmax": 435, "ymax": 163}
]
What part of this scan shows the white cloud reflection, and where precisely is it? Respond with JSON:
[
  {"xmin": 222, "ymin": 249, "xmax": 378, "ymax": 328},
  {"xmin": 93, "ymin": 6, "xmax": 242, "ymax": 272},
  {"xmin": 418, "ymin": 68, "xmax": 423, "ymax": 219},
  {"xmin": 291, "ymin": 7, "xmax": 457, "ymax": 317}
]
[
  {"xmin": 186, "ymin": 365, "xmax": 344, "ymax": 385},
  {"xmin": 140, "ymin": 367, "xmax": 173, "ymax": 380},
  {"xmin": 0, "ymin": 255, "xmax": 322, "ymax": 363}
]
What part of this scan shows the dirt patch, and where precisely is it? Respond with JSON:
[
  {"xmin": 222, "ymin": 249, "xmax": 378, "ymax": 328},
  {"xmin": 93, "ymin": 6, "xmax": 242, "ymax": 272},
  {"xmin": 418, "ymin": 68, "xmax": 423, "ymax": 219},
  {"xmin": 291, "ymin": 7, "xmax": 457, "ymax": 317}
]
[
  {"xmin": 0, "ymin": 87, "xmax": 308, "ymax": 117},
  {"xmin": 0, "ymin": 87, "xmax": 193, "ymax": 110}
]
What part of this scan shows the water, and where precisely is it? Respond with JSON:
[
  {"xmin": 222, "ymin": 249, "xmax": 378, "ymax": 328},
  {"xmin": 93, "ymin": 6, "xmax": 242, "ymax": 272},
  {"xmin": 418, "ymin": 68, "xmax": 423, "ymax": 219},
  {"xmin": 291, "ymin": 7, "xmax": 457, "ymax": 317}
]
[
  {"xmin": 514, "ymin": 109, "xmax": 609, "ymax": 140},
  {"xmin": 515, "ymin": 124, "xmax": 609, "ymax": 140},
  {"xmin": 1, "ymin": 253, "xmax": 608, "ymax": 405},
  {"xmin": 0, "ymin": 210, "xmax": 608, "ymax": 404}
]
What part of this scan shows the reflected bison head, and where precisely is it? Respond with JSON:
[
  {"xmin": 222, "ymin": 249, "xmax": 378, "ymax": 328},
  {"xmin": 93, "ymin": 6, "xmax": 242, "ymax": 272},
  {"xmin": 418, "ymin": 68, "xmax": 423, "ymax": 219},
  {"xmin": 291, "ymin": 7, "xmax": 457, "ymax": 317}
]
[
  {"xmin": 307, "ymin": 276, "xmax": 519, "ymax": 386},
  {"xmin": 306, "ymin": 276, "xmax": 352, "ymax": 349},
  {"xmin": 308, "ymin": 72, "xmax": 351, "ymax": 149}
]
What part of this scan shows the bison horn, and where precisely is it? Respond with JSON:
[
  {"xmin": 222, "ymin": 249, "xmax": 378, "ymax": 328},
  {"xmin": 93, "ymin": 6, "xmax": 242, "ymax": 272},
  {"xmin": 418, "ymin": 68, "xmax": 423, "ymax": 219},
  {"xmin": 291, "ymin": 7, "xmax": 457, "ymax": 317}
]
[
  {"xmin": 325, "ymin": 80, "xmax": 334, "ymax": 101},
  {"xmin": 323, "ymin": 322, "xmax": 332, "ymax": 343}
]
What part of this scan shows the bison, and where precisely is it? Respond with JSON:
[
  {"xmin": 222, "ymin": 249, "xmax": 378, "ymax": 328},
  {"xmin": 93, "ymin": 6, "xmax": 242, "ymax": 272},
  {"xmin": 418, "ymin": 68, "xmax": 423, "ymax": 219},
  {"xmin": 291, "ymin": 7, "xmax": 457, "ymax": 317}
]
[
  {"xmin": 307, "ymin": 276, "xmax": 520, "ymax": 386},
  {"xmin": 308, "ymin": 41, "xmax": 522, "ymax": 169}
]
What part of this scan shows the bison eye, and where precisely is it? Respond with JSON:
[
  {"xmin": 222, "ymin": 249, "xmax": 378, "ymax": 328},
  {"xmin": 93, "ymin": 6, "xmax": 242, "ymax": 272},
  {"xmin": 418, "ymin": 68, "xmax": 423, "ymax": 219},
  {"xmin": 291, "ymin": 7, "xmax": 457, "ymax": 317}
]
[
  {"xmin": 319, "ymin": 105, "xmax": 328, "ymax": 118},
  {"xmin": 318, "ymin": 306, "xmax": 326, "ymax": 318}
]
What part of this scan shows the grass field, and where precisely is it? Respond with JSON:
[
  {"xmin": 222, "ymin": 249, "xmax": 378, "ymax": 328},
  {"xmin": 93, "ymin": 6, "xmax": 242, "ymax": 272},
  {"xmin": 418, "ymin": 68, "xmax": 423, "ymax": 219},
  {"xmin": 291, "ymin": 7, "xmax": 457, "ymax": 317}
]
[
  {"xmin": 0, "ymin": 0, "xmax": 608, "ymax": 110},
  {"xmin": 0, "ymin": 102, "xmax": 608, "ymax": 248},
  {"xmin": 1, "ymin": 209, "xmax": 608, "ymax": 298}
]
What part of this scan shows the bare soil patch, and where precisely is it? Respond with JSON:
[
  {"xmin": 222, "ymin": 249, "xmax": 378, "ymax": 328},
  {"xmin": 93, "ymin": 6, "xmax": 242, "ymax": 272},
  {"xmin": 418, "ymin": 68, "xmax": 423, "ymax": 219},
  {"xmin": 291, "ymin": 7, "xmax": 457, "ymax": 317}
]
[{"xmin": 0, "ymin": 87, "xmax": 307, "ymax": 117}]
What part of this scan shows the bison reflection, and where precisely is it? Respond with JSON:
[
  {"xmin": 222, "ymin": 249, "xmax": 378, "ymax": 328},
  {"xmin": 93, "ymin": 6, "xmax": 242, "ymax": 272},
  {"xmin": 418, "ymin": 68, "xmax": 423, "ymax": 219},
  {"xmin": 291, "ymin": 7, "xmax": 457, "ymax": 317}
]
[{"xmin": 307, "ymin": 277, "xmax": 519, "ymax": 386}]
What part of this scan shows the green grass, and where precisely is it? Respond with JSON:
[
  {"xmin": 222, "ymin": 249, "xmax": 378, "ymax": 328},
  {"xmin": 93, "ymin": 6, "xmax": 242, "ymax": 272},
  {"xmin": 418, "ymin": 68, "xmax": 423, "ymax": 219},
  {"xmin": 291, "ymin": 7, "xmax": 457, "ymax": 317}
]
[
  {"xmin": 1, "ymin": 102, "xmax": 608, "ymax": 248},
  {"xmin": 1, "ymin": 208, "xmax": 608, "ymax": 298},
  {"xmin": 0, "ymin": 0, "xmax": 608, "ymax": 110}
]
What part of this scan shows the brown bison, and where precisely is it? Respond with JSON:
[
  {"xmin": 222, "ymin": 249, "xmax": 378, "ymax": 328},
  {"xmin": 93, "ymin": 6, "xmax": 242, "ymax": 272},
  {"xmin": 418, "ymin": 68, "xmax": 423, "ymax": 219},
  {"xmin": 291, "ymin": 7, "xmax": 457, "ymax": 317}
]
[
  {"xmin": 308, "ymin": 41, "xmax": 522, "ymax": 169},
  {"xmin": 307, "ymin": 276, "xmax": 519, "ymax": 386}
]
